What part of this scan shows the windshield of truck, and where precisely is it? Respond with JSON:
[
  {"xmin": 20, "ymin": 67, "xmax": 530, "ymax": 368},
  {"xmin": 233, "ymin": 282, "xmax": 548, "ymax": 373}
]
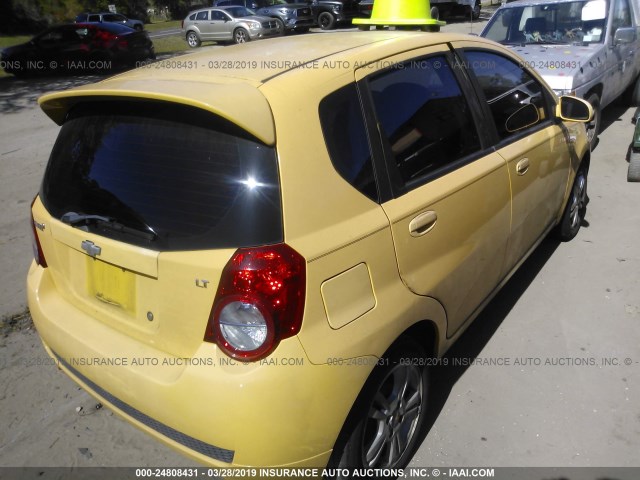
[{"xmin": 482, "ymin": 0, "xmax": 608, "ymax": 45}]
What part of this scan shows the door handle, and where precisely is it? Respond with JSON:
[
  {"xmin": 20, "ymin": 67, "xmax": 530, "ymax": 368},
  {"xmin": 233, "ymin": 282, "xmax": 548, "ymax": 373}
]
[
  {"xmin": 409, "ymin": 211, "xmax": 437, "ymax": 237},
  {"xmin": 516, "ymin": 157, "xmax": 530, "ymax": 176}
]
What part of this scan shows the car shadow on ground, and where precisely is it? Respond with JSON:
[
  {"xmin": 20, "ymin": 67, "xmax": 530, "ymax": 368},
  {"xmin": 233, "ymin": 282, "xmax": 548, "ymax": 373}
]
[
  {"xmin": 599, "ymin": 101, "xmax": 632, "ymax": 147},
  {"xmin": 0, "ymin": 74, "xmax": 105, "ymax": 115},
  {"xmin": 416, "ymin": 236, "xmax": 561, "ymax": 445}
]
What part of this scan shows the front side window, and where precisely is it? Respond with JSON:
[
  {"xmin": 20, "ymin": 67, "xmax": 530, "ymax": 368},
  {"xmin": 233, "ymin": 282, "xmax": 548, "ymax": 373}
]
[
  {"xmin": 211, "ymin": 10, "xmax": 228, "ymax": 20},
  {"xmin": 465, "ymin": 51, "xmax": 548, "ymax": 141},
  {"xmin": 41, "ymin": 101, "xmax": 282, "ymax": 251},
  {"xmin": 369, "ymin": 56, "xmax": 481, "ymax": 186},
  {"xmin": 612, "ymin": 0, "xmax": 631, "ymax": 31}
]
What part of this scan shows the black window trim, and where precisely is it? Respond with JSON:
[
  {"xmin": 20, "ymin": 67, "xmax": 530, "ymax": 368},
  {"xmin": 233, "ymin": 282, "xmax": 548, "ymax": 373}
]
[
  {"xmin": 318, "ymin": 82, "xmax": 384, "ymax": 204},
  {"xmin": 358, "ymin": 49, "xmax": 495, "ymax": 199}
]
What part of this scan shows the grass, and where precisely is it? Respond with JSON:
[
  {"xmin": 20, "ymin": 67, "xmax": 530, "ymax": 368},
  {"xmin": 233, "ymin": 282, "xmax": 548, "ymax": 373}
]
[
  {"xmin": 152, "ymin": 34, "xmax": 189, "ymax": 55},
  {"xmin": 0, "ymin": 35, "xmax": 31, "ymax": 49},
  {"xmin": 145, "ymin": 20, "xmax": 182, "ymax": 33}
]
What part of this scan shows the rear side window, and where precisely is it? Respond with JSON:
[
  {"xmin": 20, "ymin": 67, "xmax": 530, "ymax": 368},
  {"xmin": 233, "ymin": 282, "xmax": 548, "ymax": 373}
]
[
  {"xmin": 41, "ymin": 101, "xmax": 282, "ymax": 251},
  {"xmin": 196, "ymin": 11, "xmax": 208, "ymax": 20},
  {"xmin": 319, "ymin": 83, "xmax": 377, "ymax": 202}
]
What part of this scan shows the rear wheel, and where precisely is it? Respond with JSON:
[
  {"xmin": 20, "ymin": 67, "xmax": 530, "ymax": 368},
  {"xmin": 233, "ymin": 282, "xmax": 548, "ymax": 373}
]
[
  {"xmin": 318, "ymin": 11, "xmax": 336, "ymax": 30},
  {"xmin": 274, "ymin": 18, "xmax": 285, "ymax": 35},
  {"xmin": 186, "ymin": 31, "xmax": 201, "ymax": 48},
  {"xmin": 327, "ymin": 339, "xmax": 429, "ymax": 478},
  {"xmin": 555, "ymin": 164, "xmax": 588, "ymax": 241},
  {"xmin": 470, "ymin": 1, "xmax": 481, "ymax": 19},
  {"xmin": 233, "ymin": 27, "xmax": 249, "ymax": 44}
]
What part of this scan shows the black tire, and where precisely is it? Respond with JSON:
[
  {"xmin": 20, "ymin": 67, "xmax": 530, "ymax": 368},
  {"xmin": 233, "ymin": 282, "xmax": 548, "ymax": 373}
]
[
  {"xmin": 327, "ymin": 338, "xmax": 429, "ymax": 479},
  {"xmin": 233, "ymin": 27, "xmax": 250, "ymax": 44},
  {"xmin": 585, "ymin": 93, "xmax": 601, "ymax": 151},
  {"xmin": 186, "ymin": 31, "xmax": 201, "ymax": 48},
  {"xmin": 628, "ymin": 151, "xmax": 640, "ymax": 182},
  {"xmin": 274, "ymin": 18, "xmax": 285, "ymax": 35},
  {"xmin": 555, "ymin": 164, "xmax": 588, "ymax": 241},
  {"xmin": 318, "ymin": 11, "xmax": 336, "ymax": 30},
  {"xmin": 471, "ymin": 1, "xmax": 481, "ymax": 20}
]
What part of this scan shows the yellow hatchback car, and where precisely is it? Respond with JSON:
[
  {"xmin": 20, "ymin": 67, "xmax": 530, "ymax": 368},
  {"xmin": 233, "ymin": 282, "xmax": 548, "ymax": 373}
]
[{"xmin": 28, "ymin": 30, "xmax": 592, "ymax": 473}]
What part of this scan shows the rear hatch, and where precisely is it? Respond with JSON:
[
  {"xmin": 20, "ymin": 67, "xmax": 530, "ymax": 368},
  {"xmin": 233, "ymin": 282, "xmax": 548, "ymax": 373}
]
[{"xmin": 37, "ymin": 99, "xmax": 282, "ymax": 358}]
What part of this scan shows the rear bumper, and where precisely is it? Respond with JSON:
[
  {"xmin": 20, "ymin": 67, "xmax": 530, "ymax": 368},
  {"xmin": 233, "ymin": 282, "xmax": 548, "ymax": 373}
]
[{"xmin": 27, "ymin": 262, "xmax": 369, "ymax": 467}]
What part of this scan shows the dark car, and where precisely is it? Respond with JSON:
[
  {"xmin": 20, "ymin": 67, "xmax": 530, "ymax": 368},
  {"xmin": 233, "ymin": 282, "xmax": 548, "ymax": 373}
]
[
  {"xmin": 310, "ymin": 0, "xmax": 361, "ymax": 30},
  {"xmin": 212, "ymin": 0, "xmax": 314, "ymax": 32},
  {"xmin": 357, "ymin": 0, "xmax": 373, "ymax": 18},
  {"xmin": 75, "ymin": 12, "xmax": 144, "ymax": 31},
  {"xmin": 1, "ymin": 23, "xmax": 155, "ymax": 77}
]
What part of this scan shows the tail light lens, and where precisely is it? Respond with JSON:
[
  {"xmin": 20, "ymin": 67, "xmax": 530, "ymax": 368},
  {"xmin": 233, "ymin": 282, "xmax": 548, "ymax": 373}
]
[
  {"xmin": 30, "ymin": 198, "xmax": 47, "ymax": 268},
  {"xmin": 205, "ymin": 243, "xmax": 305, "ymax": 361}
]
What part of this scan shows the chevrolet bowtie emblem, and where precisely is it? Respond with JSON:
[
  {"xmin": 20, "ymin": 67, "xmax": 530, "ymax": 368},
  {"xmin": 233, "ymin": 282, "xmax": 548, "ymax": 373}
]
[{"xmin": 81, "ymin": 240, "xmax": 102, "ymax": 258}]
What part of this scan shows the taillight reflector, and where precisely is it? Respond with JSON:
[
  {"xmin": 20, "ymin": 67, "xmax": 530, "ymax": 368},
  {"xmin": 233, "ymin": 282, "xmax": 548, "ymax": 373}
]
[{"xmin": 30, "ymin": 197, "xmax": 47, "ymax": 268}]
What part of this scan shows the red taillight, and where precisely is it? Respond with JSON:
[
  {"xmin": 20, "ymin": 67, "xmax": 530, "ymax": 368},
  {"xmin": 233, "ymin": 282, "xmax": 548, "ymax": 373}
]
[
  {"xmin": 117, "ymin": 38, "xmax": 129, "ymax": 49},
  {"xmin": 30, "ymin": 198, "xmax": 47, "ymax": 268},
  {"xmin": 205, "ymin": 243, "xmax": 306, "ymax": 361},
  {"xmin": 181, "ymin": 19, "xmax": 184, "ymax": 29}
]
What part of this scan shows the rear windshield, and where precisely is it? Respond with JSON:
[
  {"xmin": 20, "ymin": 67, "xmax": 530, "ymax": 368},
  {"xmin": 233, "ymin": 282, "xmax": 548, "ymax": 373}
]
[{"xmin": 41, "ymin": 101, "xmax": 282, "ymax": 251}]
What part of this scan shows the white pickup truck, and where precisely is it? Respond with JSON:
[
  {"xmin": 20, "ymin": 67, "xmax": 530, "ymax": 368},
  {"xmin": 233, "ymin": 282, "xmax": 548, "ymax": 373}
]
[{"xmin": 482, "ymin": 0, "xmax": 640, "ymax": 149}]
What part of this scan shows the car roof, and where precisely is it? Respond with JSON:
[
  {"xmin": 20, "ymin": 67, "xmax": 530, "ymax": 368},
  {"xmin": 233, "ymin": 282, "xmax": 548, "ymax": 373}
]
[
  {"xmin": 39, "ymin": 31, "xmax": 501, "ymax": 145},
  {"xmin": 77, "ymin": 22, "xmax": 136, "ymax": 33}
]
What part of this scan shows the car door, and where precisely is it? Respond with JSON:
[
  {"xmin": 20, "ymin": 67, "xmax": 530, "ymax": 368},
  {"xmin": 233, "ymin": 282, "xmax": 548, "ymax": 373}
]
[
  {"xmin": 609, "ymin": 0, "xmax": 637, "ymax": 99},
  {"xmin": 36, "ymin": 26, "xmax": 85, "ymax": 68},
  {"xmin": 210, "ymin": 10, "xmax": 234, "ymax": 40},
  {"xmin": 191, "ymin": 10, "xmax": 213, "ymax": 39},
  {"xmin": 460, "ymin": 47, "xmax": 572, "ymax": 275},
  {"xmin": 356, "ymin": 47, "xmax": 512, "ymax": 338}
]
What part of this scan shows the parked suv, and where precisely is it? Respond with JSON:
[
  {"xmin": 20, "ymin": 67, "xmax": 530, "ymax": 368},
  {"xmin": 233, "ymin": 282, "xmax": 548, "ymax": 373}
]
[
  {"xmin": 311, "ymin": 0, "xmax": 361, "ymax": 29},
  {"xmin": 183, "ymin": 6, "xmax": 282, "ymax": 46},
  {"xmin": 75, "ymin": 12, "xmax": 144, "ymax": 30},
  {"xmin": 212, "ymin": 0, "xmax": 314, "ymax": 32},
  {"xmin": 30, "ymin": 31, "xmax": 591, "ymax": 472}
]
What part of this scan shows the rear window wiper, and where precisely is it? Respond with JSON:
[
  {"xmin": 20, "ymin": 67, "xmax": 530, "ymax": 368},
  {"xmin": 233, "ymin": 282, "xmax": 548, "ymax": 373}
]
[{"xmin": 61, "ymin": 211, "xmax": 157, "ymax": 242}]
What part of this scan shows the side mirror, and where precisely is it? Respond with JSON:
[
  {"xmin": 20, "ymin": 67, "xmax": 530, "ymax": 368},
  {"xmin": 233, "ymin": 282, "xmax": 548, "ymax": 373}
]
[
  {"xmin": 505, "ymin": 103, "xmax": 540, "ymax": 132},
  {"xmin": 556, "ymin": 96, "xmax": 593, "ymax": 122},
  {"xmin": 614, "ymin": 27, "xmax": 636, "ymax": 45}
]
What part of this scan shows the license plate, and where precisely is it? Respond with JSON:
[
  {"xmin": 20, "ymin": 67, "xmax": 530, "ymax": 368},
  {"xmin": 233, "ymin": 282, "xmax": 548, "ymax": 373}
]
[{"xmin": 87, "ymin": 258, "xmax": 136, "ymax": 313}]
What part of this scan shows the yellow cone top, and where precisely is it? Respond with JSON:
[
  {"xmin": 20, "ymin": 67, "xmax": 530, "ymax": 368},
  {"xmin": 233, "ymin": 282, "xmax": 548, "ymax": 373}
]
[{"xmin": 353, "ymin": 0, "xmax": 446, "ymax": 27}]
